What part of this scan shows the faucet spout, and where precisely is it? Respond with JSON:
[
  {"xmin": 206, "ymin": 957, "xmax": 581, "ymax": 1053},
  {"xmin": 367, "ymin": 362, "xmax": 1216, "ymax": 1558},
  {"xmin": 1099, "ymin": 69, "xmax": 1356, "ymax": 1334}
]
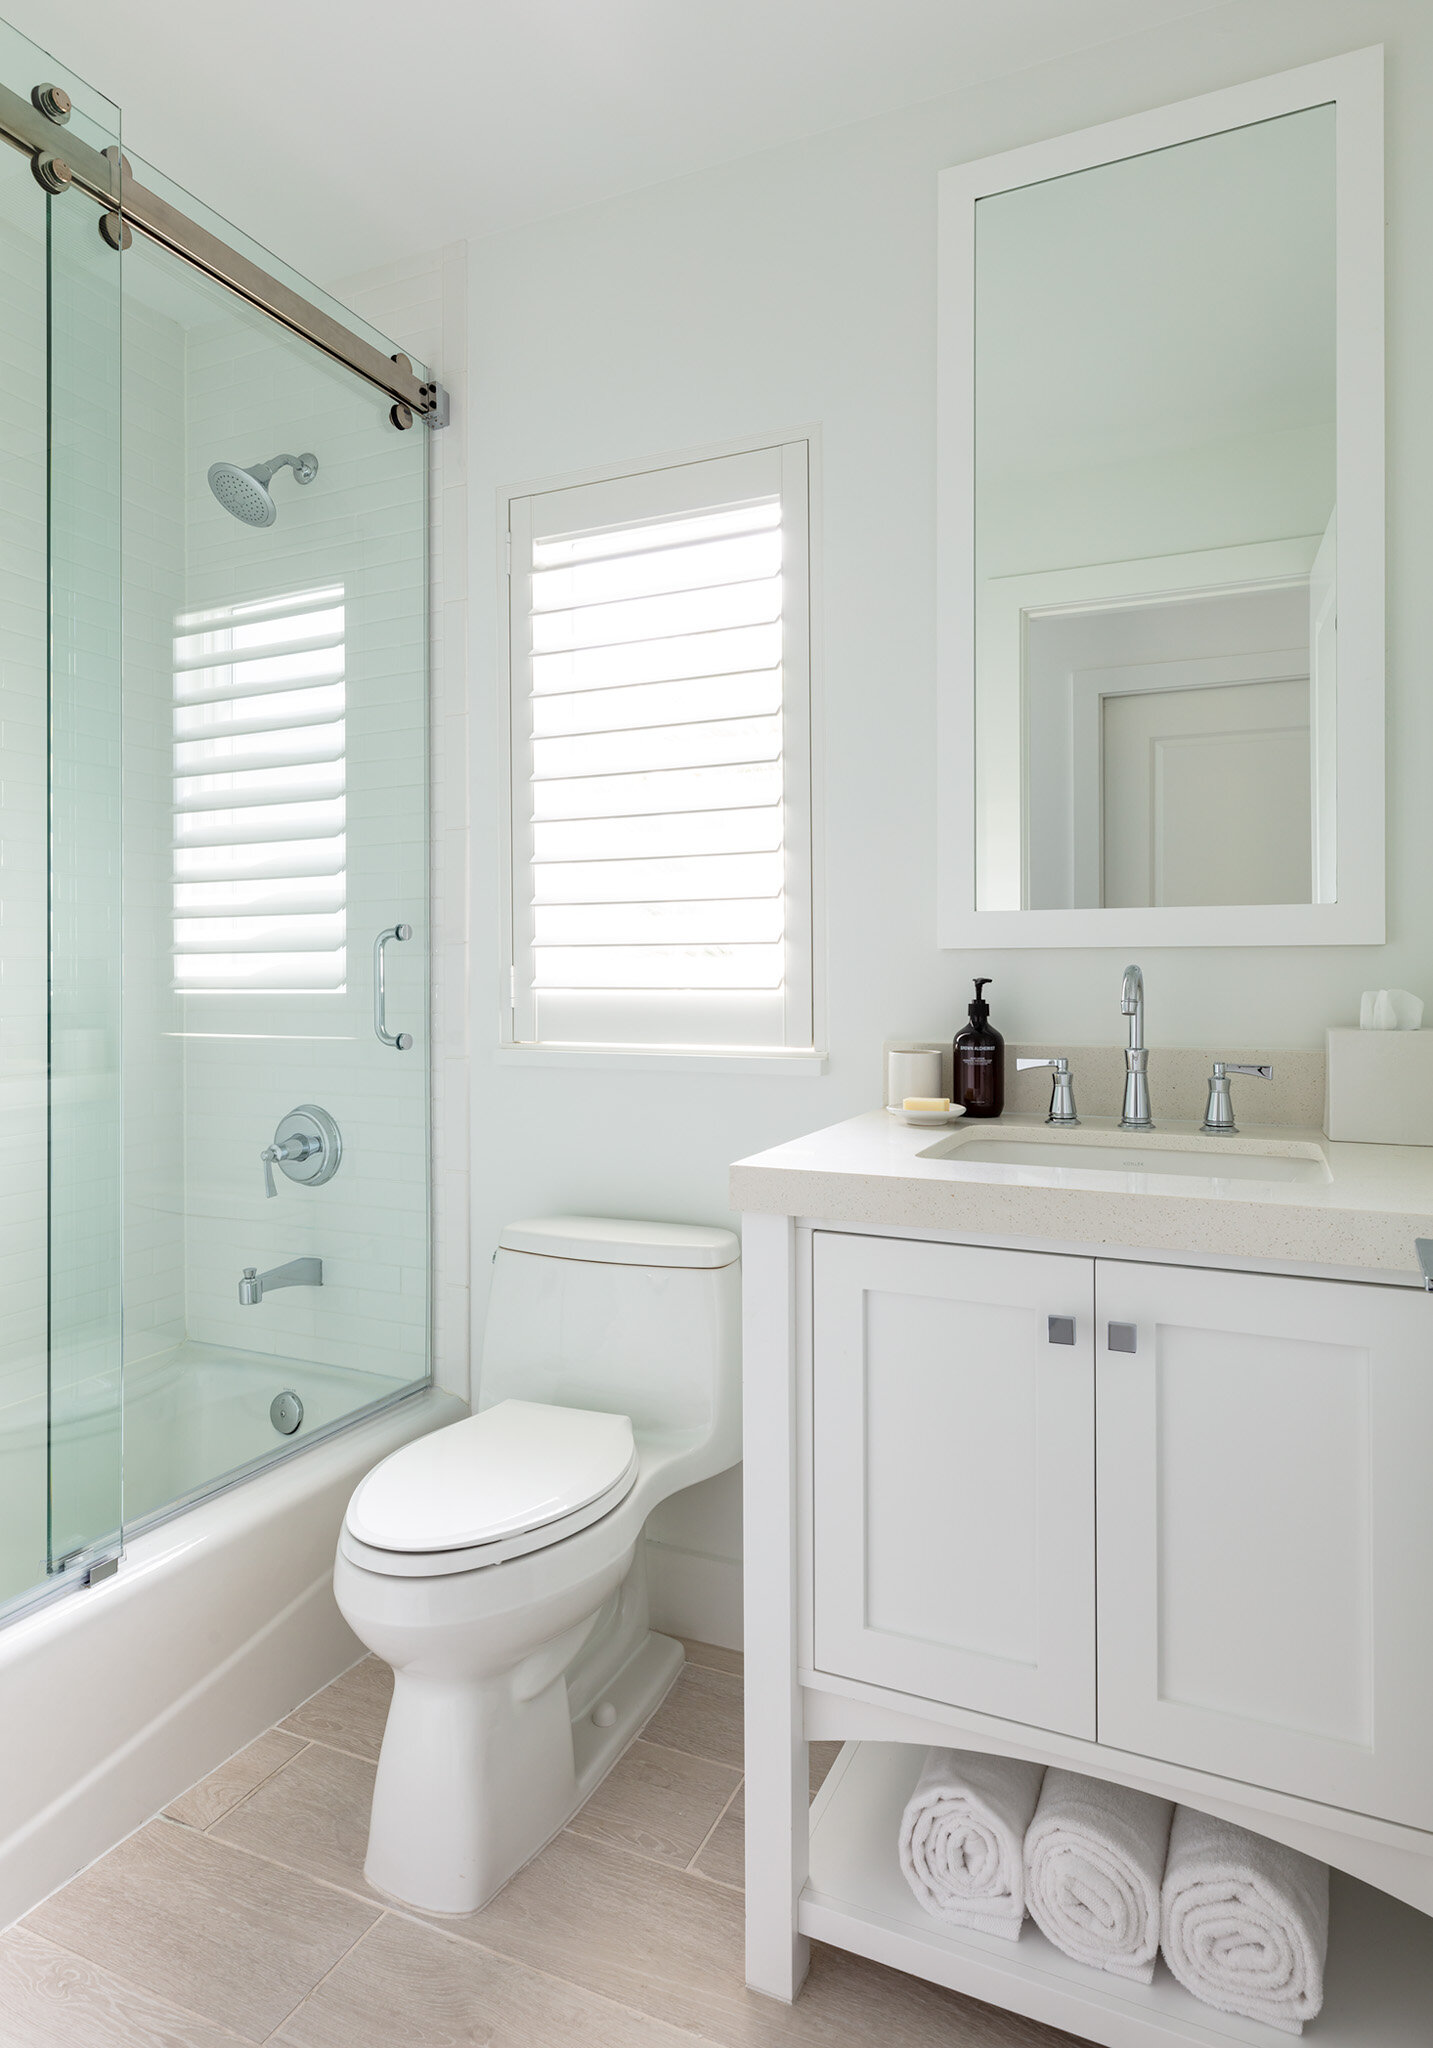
[
  {"xmin": 239, "ymin": 1256, "xmax": 323, "ymax": 1306},
  {"xmin": 1118, "ymin": 965, "xmax": 1153, "ymax": 1130}
]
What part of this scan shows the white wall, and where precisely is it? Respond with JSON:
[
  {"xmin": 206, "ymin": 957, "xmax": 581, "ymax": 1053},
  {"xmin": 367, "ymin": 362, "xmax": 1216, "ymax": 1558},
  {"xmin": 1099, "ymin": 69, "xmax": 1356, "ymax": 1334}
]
[{"xmin": 463, "ymin": 0, "xmax": 1428, "ymax": 1642}]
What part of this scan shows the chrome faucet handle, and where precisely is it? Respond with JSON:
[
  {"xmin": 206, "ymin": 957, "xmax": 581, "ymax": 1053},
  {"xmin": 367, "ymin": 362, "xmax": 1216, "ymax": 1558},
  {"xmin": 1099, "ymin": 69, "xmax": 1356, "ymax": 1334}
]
[
  {"xmin": 261, "ymin": 1131, "xmax": 319, "ymax": 1199},
  {"xmin": 1016, "ymin": 1055, "xmax": 1080, "ymax": 1127},
  {"xmin": 1202, "ymin": 1060, "xmax": 1274, "ymax": 1134}
]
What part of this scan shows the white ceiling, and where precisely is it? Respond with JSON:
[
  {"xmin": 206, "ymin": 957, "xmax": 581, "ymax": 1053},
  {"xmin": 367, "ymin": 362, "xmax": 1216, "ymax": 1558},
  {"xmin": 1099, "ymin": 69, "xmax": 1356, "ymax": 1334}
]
[{"xmin": 9, "ymin": 0, "xmax": 1226, "ymax": 285}]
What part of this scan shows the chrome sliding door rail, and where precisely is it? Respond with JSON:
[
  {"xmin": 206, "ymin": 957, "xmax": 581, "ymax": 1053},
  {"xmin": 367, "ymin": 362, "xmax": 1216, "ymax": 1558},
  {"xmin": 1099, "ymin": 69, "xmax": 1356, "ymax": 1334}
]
[{"xmin": 1, "ymin": 76, "xmax": 445, "ymax": 425}]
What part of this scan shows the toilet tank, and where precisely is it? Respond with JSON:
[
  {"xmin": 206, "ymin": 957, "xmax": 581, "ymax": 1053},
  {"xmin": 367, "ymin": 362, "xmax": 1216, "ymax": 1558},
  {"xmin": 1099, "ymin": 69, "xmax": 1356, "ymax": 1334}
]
[{"xmin": 478, "ymin": 1218, "xmax": 740, "ymax": 1449}]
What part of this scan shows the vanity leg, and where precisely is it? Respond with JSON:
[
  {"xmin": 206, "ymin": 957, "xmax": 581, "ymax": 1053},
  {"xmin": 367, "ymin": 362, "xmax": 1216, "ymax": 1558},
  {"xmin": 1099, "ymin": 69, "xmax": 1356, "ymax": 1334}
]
[{"xmin": 742, "ymin": 1211, "xmax": 810, "ymax": 2001}]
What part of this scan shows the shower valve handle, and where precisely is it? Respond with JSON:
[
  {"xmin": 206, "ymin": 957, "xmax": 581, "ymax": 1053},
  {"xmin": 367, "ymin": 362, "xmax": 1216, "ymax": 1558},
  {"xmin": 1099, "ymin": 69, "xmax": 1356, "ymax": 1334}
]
[{"xmin": 261, "ymin": 1132, "xmax": 320, "ymax": 1198}]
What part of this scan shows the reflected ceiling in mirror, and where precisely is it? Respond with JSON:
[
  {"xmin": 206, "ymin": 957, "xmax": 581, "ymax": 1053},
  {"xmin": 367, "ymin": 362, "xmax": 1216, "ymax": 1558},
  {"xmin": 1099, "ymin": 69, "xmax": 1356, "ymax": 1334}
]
[{"xmin": 973, "ymin": 105, "xmax": 1336, "ymax": 913}]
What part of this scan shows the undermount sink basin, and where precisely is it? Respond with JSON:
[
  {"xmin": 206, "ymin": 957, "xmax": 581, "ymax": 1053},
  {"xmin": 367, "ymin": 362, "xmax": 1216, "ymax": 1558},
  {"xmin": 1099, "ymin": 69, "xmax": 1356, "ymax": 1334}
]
[{"xmin": 923, "ymin": 1135, "xmax": 1330, "ymax": 1185}]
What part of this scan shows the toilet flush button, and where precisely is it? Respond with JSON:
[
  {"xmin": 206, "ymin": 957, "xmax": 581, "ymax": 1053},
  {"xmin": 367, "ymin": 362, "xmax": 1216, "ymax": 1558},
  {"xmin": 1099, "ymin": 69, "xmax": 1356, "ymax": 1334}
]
[{"xmin": 592, "ymin": 1702, "xmax": 618, "ymax": 1728}]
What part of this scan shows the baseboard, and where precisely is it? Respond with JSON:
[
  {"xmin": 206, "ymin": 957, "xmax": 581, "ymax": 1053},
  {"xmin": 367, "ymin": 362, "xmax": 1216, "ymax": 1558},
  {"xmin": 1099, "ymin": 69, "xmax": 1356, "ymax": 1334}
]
[{"xmin": 645, "ymin": 1539, "xmax": 743, "ymax": 1653}]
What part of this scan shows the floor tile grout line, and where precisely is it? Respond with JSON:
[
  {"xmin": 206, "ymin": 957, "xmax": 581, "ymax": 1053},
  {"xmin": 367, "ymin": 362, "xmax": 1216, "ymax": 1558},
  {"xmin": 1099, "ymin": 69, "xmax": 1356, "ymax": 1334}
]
[
  {"xmin": 11, "ymin": 1921, "xmax": 263, "ymax": 2046},
  {"xmin": 189, "ymin": 1739, "xmax": 315, "ymax": 1834},
  {"xmin": 365, "ymin": 1899, "xmax": 734, "ymax": 2047},
  {"xmin": 167, "ymin": 1819, "xmax": 387, "ymax": 1912},
  {"xmin": 258, "ymin": 1906, "xmax": 395, "ymax": 2044},
  {"xmin": 275, "ymin": 1729, "xmax": 384, "ymax": 1767},
  {"xmin": 683, "ymin": 1774, "xmax": 745, "ymax": 1875},
  {"xmin": 629, "ymin": 1731, "xmax": 745, "ymax": 1774}
]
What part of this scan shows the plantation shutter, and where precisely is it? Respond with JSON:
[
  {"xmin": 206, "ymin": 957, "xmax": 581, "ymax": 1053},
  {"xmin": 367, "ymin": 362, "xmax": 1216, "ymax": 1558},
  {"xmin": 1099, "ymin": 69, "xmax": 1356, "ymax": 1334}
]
[
  {"xmin": 172, "ymin": 585, "xmax": 346, "ymax": 993},
  {"xmin": 507, "ymin": 443, "xmax": 813, "ymax": 1053}
]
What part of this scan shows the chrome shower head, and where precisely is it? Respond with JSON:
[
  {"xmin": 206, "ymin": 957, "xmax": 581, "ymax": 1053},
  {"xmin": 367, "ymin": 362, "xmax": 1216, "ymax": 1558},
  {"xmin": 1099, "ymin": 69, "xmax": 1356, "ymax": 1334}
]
[{"xmin": 207, "ymin": 451, "xmax": 319, "ymax": 527}]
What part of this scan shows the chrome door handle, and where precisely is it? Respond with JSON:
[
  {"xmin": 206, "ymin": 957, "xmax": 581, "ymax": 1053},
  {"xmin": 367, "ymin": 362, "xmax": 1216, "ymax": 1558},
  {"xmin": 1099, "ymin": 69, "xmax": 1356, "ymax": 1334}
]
[
  {"xmin": 1108, "ymin": 1323, "xmax": 1138, "ymax": 1354},
  {"xmin": 1048, "ymin": 1316, "xmax": 1076, "ymax": 1346},
  {"xmin": 374, "ymin": 924, "xmax": 414, "ymax": 1050}
]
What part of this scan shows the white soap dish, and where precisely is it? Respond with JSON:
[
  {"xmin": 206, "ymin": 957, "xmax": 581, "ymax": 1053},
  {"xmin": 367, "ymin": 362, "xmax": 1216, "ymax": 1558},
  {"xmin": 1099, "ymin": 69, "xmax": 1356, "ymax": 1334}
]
[{"xmin": 886, "ymin": 1104, "xmax": 967, "ymax": 1127}]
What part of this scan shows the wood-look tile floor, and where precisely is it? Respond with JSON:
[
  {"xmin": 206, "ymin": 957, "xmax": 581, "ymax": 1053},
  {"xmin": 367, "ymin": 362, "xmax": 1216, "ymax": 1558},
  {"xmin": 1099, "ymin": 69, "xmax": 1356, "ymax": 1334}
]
[{"xmin": 6, "ymin": 1644, "xmax": 1086, "ymax": 2047}]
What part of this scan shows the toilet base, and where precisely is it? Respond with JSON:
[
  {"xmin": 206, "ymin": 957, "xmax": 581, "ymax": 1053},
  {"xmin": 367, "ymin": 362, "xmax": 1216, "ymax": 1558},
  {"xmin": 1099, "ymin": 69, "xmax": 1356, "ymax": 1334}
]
[{"xmin": 363, "ymin": 1620, "xmax": 684, "ymax": 1916}]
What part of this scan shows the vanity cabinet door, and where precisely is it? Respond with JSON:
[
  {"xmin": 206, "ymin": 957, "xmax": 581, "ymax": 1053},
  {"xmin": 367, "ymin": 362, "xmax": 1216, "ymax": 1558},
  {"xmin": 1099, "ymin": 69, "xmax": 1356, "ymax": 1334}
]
[
  {"xmin": 1095, "ymin": 1260, "xmax": 1433, "ymax": 1829},
  {"xmin": 812, "ymin": 1231, "xmax": 1095, "ymax": 1737}
]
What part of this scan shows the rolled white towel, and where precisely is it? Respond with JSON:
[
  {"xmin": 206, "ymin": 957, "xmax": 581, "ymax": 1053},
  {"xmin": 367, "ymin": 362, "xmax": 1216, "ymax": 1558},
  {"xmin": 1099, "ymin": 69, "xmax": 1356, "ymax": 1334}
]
[
  {"xmin": 899, "ymin": 1747, "xmax": 1046, "ymax": 1939},
  {"xmin": 1024, "ymin": 1769, "xmax": 1173, "ymax": 1983},
  {"xmin": 1161, "ymin": 1806, "xmax": 1328, "ymax": 2035}
]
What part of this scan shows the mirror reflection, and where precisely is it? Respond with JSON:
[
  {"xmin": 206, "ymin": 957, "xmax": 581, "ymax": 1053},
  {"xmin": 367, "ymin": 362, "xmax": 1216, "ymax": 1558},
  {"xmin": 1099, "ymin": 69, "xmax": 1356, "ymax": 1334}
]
[{"xmin": 973, "ymin": 104, "xmax": 1336, "ymax": 912}]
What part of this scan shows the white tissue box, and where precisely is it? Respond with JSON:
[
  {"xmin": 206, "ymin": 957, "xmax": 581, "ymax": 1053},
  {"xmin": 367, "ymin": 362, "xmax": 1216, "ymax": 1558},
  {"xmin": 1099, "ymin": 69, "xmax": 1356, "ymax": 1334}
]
[{"xmin": 1324, "ymin": 1029, "xmax": 1433, "ymax": 1145}]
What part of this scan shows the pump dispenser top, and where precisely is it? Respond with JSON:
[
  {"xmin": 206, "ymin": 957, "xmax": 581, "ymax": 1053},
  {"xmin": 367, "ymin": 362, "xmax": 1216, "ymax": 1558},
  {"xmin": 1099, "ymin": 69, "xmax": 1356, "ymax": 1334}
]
[{"xmin": 954, "ymin": 976, "xmax": 1004, "ymax": 1118}]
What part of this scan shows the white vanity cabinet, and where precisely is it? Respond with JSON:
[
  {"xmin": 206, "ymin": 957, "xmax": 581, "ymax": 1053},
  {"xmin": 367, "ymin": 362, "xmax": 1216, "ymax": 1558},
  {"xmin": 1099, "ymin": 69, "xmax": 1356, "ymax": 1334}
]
[
  {"xmin": 741, "ymin": 1199, "xmax": 1433, "ymax": 2045},
  {"xmin": 810, "ymin": 1237, "xmax": 1433, "ymax": 1825},
  {"xmin": 811, "ymin": 1231, "xmax": 1096, "ymax": 1737}
]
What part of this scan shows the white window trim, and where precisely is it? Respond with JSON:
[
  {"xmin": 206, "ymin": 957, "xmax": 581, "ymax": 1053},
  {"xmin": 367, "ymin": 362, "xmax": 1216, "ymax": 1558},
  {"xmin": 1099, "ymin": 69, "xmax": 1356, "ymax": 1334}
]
[{"xmin": 497, "ymin": 428, "xmax": 825, "ymax": 1068}]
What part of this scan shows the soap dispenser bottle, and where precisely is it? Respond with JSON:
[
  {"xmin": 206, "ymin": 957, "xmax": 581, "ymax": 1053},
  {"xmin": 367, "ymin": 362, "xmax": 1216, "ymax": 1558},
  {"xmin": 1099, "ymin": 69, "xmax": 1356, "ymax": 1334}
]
[{"xmin": 954, "ymin": 977, "xmax": 1004, "ymax": 1118}]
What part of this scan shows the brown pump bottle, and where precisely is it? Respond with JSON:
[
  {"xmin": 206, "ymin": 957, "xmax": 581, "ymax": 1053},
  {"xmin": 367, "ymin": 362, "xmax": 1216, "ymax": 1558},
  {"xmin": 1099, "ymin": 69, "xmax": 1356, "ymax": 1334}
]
[{"xmin": 954, "ymin": 976, "xmax": 1004, "ymax": 1118}]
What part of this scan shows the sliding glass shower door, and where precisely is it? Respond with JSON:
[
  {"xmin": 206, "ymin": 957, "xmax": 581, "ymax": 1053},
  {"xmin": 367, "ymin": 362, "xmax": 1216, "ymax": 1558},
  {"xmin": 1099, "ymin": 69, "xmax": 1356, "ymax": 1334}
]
[
  {"xmin": 117, "ymin": 191, "xmax": 431, "ymax": 1529},
  {"xmin": 1, "ymin": 18, "xmax": 431, "ymax": 1620}
]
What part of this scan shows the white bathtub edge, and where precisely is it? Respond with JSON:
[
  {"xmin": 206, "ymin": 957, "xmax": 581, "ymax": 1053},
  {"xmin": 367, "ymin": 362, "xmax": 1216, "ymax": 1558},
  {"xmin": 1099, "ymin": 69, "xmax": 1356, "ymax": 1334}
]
[{"xmin": 0, "ymin": 1385, "xmax": 464, "ymax": 1930}]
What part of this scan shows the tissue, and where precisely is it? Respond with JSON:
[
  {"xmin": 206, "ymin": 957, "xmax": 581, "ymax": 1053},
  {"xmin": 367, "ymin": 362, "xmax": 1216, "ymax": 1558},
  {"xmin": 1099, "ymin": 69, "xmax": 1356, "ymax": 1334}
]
[{"xmin": 1359, "ymin": 989, "xmax": 1424, "ymax": 1031}]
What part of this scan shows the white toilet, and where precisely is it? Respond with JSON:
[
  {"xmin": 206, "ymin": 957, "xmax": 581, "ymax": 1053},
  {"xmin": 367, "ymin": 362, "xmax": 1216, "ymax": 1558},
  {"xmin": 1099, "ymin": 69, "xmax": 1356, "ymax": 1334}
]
[{"xmin": 333, "ymin": 1215, "xmax": 741, "ymax": 1914}]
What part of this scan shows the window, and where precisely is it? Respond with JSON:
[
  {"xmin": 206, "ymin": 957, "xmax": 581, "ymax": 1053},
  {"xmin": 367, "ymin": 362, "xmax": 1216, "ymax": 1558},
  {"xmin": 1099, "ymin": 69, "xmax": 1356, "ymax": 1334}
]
[
  {"xmin": 505, "ymin": 442, "xmax": 814, "ymax": 1056},
  {"xmin": 172, "ymin": 586, "xmax": 346, "ymax": 994}
]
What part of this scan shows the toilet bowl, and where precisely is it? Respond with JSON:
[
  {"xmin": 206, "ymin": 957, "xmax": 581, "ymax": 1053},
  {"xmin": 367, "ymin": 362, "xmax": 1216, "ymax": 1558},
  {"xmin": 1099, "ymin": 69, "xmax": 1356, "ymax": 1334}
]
[{"xmin": 333, "ymin": 1215, "xmax": 741, "ymax": 1914}]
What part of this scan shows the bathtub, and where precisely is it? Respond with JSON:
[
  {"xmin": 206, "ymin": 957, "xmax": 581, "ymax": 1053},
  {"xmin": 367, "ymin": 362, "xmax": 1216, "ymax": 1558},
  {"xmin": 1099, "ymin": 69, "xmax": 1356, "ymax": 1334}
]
[{"xmin": 0, "ymin": 1375, "xmax": 463, "ymax": 1928}]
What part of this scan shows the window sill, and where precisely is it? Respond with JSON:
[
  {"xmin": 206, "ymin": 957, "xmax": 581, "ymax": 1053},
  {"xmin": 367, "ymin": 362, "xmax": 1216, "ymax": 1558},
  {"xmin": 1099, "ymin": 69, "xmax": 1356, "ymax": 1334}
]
[{"xmin": 494, "ymin": 1045, "xmax": 828, "ymax": 1077}]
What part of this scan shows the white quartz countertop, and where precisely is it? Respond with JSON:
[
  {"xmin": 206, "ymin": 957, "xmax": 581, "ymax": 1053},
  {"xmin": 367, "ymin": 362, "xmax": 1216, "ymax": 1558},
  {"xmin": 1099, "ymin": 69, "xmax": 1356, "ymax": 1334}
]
[{"xmin": 730, "ymin": 1112, "xmax": 1433, "ymax": 1277}]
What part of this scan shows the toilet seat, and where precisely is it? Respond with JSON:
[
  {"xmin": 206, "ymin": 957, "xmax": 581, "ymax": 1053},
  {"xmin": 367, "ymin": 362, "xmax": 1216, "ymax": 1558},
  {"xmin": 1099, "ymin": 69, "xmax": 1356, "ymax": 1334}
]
[{"xmin": 339, "ymin": 1399, "xmax": 639, "ymax": 1579}]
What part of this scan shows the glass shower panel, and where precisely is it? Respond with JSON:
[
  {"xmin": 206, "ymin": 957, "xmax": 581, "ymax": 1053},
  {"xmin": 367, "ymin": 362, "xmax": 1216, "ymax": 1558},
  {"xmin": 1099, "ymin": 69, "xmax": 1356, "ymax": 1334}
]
[
  {"xmin": 0, "ymin": 56, "xmax": 53, "ymax": 1608},
  {"xmin": 0, "ymin": 20, "xmax": 124, "ymax": 1607},
  {"xmin": 120, "ymin": 222, "xmax": 430, "ymax": 1529},
  {"xmin": 47, "ymin": 89, "xmax": 125, "ymax": 1575}
]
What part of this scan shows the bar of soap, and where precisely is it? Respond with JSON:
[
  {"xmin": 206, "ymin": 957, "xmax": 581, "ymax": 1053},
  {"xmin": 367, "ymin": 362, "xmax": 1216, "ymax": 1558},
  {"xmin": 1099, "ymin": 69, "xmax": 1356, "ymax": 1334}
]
[{"xmin": 902, "ymin": 1096, "xmax": 950, "ymax": 1113}]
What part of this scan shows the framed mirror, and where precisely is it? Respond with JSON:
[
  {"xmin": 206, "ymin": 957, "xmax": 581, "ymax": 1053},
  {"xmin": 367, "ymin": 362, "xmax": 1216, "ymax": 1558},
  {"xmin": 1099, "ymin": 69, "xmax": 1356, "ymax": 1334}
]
[{"xmin": 936, "ymin": 49, "xmax": 1384, "ymax": 946}]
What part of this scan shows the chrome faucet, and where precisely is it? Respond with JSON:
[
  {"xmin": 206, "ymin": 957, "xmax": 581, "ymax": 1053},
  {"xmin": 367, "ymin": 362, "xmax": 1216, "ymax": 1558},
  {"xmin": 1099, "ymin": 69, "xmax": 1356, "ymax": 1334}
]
[
  {"xmin": 1119, "ymin": 965, "xmax": 1153, "ymax": 1130},
  {"xmin": 239, "ymin": 1257, "xmax": 323, "ymax": 1306}
]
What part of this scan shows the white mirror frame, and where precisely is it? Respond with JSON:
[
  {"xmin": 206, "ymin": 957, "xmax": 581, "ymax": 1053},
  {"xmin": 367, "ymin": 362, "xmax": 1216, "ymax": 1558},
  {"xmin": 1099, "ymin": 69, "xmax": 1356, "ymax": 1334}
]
[{"xmin": 936, "ymin": 47, "xmax": 1384, "ymax": 948}]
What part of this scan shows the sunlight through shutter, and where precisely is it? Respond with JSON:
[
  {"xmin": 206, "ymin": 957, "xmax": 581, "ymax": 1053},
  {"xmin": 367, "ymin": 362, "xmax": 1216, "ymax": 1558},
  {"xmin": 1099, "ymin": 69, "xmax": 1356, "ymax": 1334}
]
[
  {"xmin": 172, "ymin": 585, "xmax": 346, "ymax": 992},
  {"xmin": 508, "ymin": 444, "xmax": 812, "ymax": 1052}
]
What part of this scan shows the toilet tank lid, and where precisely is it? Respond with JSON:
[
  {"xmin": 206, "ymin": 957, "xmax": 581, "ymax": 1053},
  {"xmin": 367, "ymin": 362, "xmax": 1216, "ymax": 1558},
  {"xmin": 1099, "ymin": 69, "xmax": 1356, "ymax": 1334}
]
[{"xmin": 498, "ymin": 1216, "xmax": 740, "ymax": 1269}]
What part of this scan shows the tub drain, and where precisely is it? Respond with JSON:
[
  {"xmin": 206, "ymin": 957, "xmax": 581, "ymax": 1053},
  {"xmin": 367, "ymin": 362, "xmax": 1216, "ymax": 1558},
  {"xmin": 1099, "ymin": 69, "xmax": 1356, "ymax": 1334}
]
[{"xmin": 270, "ymin": 1390, "xmax": 304, "ymax": 1435}]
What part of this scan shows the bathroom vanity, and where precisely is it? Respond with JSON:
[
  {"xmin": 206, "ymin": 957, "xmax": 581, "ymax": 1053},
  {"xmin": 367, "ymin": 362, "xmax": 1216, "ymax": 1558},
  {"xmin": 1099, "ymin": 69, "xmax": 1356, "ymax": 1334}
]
[{"xmin": 735, "ymin": 1111, "xmax": 1433, "ymax": 2046}]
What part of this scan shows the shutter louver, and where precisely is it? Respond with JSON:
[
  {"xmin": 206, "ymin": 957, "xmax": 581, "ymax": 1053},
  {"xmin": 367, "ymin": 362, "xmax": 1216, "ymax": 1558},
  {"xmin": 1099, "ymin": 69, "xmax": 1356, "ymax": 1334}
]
[
  {"xmin": 526, "ymin": 501, "xmax": 791, "ymax": 1004},
  {"xmin": 173, "ymin": 585, "xmax": 346, "ymax": 992}
]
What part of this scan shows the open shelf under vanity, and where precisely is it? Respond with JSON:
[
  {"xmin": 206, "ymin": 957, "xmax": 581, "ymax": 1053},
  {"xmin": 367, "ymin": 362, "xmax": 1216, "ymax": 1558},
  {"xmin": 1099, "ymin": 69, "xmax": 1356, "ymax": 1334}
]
[{"xmin": 805, "ymin": 1744, "xmax": 1433, "ymax": 2048}]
